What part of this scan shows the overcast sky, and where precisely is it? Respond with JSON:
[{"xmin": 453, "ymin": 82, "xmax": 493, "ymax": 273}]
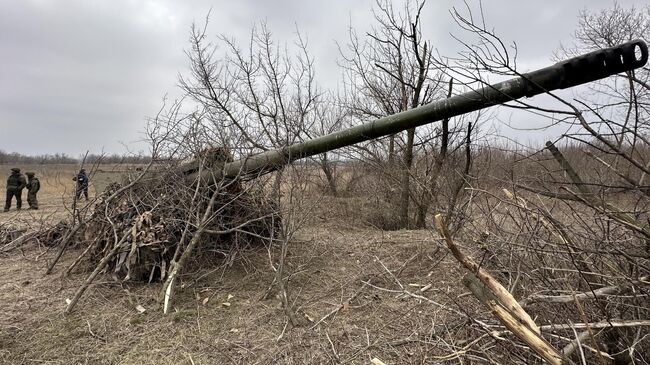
[{"xmin": 0, "ymin": 0, "xmax": 645, "ymax": 156}]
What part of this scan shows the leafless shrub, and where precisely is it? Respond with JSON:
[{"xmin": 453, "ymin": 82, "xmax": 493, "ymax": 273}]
[{"xmin": 424, "ymin": 3, "xmax": 650, "ymax": 363}]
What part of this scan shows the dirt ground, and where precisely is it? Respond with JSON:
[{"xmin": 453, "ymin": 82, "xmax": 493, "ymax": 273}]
[{"xmin": 0, "ymin": 165, "xmax": 483, "ymax": 365}]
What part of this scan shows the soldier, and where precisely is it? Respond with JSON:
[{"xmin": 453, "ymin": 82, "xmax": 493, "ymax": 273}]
[
  {"xmin": 25, "ymin": 172, "xmax": 40, "ymax": 210},
  {"xmin": 4, "ymin": 167, "xmax": 26, "ymax": 212},
  {"xmin": 73, "ymin": 168, "xmax": 89, "ymax": 200}
]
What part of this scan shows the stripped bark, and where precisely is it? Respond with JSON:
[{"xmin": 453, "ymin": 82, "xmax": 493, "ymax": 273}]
[{"xmin": 540, "ymin": 320, "xmax": 650, "ymax": 331}]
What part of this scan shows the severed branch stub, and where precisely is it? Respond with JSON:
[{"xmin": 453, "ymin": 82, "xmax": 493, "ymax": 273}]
[
  {"xmin": 463, "ymin": 273, "xmax": 564, "ymax": 365},
  {"xmin": 434, "ymin": 214, "xmax": 563, "ymax": 364},
  {"xmin": 433, "ymin": 214, "xmax": 540, "ymax": 334}
]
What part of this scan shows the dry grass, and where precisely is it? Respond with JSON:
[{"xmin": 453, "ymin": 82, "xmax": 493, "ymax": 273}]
[
  {"xmin": 0, "ymin": 164, "xmax": 130, "ymax": 229},
  {"xmin": 1, "ymin": 227, "xmax": 467, "ymax": 364},
  {"xmin": 0, "ymin": 165, "xmax": 474, "ymax": 364},
  {"xmin": 6, "ymin": 161, "xmax": 646, "ymax": 363}
]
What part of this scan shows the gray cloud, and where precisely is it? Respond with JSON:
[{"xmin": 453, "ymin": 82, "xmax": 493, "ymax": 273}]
[{"xmin": 0, "ymin": 0, "xmax": 645, "ymax": 155}]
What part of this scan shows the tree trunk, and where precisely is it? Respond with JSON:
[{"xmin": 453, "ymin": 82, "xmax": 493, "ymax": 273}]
[
  {"xmin": 320, "ymin": 152, "xmax": 337, "ymax": 196},
  {"xmin": 398, "ymin": 128, "xmax": 415, "ymax": 229},
  {"xmin": 388, "ymin": 134, "xmax": 396, "ymax": 165},
  {"xmin": 415, "ymin": 79, "xmax": 453, "ymax": 229},
  {"xmin": 414, "ymin": 200, "xmax": 428, "ymax": 228},
  {"xmin": 446, "ymin": 121, "xmax": 472, "ymax": 231},
  {"xmin": 272, "ymin": 167, "xmax": 284, "ymax": 204}
]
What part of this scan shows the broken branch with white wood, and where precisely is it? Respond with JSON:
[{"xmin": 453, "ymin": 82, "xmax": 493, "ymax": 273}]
[
  {"xmin": 520, "ymin": 276, "xmax": 648, "ymax": 306},
  {"xmin": 540, "ymin": 320, "xmax": 650, "ymax": 331},
  {"xmin": 463, "ymin": 273, "xmax": 563, "ymax": 365},
  {"xmin": 434, "ymin": 214, "xmax": 540, "ymax": 335},
  {"xmin": 435, "ymin": 214, "xmax": 563, "ymax": 364}
]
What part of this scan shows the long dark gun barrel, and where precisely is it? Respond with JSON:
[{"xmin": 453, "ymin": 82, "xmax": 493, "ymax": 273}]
[{"xmin": 187, "ymin": 40, "xmax": 648, "ymax": 183}]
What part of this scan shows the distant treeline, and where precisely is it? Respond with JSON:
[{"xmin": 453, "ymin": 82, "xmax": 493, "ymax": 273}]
[{"xmin": 0, "ymin": 150, "xmax": 152, "ymax": 165}]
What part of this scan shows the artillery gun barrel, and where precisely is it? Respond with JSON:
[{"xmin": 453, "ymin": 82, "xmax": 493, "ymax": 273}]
[{"xmin": 186, "ymin": 40, "xmax": 648, "ymax": 184}]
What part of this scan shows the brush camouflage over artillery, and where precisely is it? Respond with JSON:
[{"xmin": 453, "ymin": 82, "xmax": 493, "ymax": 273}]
[
  {"xmin": 57, "ymin": 40, "xmax": 648, "ymax": 315},
  {"xmin": 182, "ymin": 40, "xmax": 649, "ymax": 182}
]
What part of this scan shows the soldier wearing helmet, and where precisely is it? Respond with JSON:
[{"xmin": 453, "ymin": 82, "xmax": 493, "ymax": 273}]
[
  {"xmin": 25, "ymin": 172, "xmax": 40, "ymax": 210},
  {"xmin": 4, "ymin": 167, "xmax": 26, "ymax": 212}
]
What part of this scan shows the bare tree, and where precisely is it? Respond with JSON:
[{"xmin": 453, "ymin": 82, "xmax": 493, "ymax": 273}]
[
  {"xmin": 304, "ymin": 94, "xmax": 347, "ymax": 196},
  {"xmin": 179, "ymin": 18, "xmax": 320, "ymax": 155},
  {"xmin": 340, "ymin": 0, "xmax": 445, "ymax": 228},
  {"xmin": 173, "ymin": 17, "xmax": 323, "ymax": 324}
]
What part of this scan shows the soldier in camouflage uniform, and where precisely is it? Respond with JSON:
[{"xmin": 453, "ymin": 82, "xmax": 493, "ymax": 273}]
[
  {"xmin": 4, "ymin": 167, "xmax": 26, "ymax": 212},
  {"xmin": 74, "ymin": 168, "xmax": 89, "ymax": 200},
  {"xmin": 25, "ymin": 172, "xmax": 40, "ymax": 210}
]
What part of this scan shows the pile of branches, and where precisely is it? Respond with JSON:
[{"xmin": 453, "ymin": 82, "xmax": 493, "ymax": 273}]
[
  {"xmin": 1, "ymin": 226, "xmax": 24, "ymax": 246},
  {"xmin": 34, "ymin": 160, "xmax": 282, "ymax": 313},
  {"xmin": 39, "ymin": 221, "xmax": 70, "ymax": 246},
  {"xmin": 74, "ymin": 174, "xmax": 278, "ymax": 282}
]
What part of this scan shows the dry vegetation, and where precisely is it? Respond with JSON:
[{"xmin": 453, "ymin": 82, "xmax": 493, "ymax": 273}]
[
  {"xmin": 1, "ymin": 155, "xmax": 648, "ymax": 364},
  {"xmin": 0, "ymin": 164, "xmax": 133, "ymax": 228},
  {"xmin": 1, "ymin": 165, "xmax": 470, "ymax": 365},
  {"xmin": 2, "ymin": 1, "xmax": 650, "ymax": 364}
]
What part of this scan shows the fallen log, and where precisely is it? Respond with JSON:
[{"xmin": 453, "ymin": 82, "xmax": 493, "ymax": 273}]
[
  {"xmin": 1, "ymin": 232, "xmax": 37, "ymax": 253},
  {"xmin": 435, "ymin": 214, "xmax": 563, "ymax": 364}
]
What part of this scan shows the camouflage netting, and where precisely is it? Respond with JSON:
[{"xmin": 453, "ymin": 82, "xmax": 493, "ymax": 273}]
[{"xmin": 63, "ymin": 165, "xmax": 280, "ymax": 282}]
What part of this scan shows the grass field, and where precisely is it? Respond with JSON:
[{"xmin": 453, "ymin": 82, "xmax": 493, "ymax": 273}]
[
  {"xmin": 0, "ymin": 164, "xmax": 467, "ymax": 364},
  {"xmin": 4, "ymin": 162, "xmax": 647, "ymax": 363},
  {"xmin": 0, "ymin": 164, "xmax": 136, "ymax": 228}
]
